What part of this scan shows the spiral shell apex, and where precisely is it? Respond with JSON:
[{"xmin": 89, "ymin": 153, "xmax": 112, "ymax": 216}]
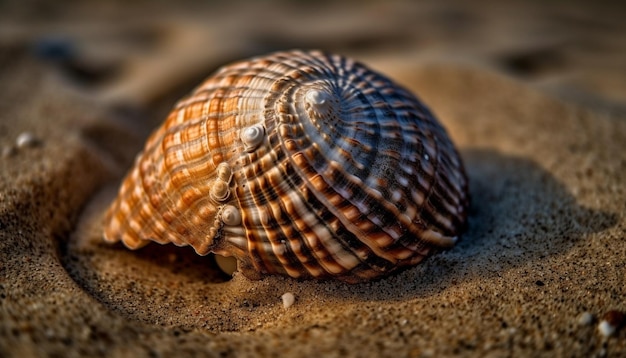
[{"xmin": 103, "ymin": 50, "xmax": 469, "ymax": 283}]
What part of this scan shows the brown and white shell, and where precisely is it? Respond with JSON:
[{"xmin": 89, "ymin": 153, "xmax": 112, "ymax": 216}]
[{"xmin": 103, "ymin": 50, "xmax": 469, "ymax": 283}]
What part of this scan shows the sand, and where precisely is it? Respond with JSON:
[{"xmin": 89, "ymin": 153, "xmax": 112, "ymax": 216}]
[{"xmin": 1, "ymin": 1, "xmax": 625, "ymax": 357}]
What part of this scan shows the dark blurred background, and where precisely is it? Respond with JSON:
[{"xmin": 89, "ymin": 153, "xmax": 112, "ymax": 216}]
[{"xmin": 1, "ymin": 0, "xmax": 625, "ymax": 116}]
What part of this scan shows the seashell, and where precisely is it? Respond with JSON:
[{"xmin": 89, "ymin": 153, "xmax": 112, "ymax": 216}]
[{"xmin": 103, "ymin": 50, "xmax": 469, "ymax": 283}]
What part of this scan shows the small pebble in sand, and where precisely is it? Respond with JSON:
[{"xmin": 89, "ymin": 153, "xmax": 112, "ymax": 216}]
[
  {"xmin": 598, "ymin": 310, "xmax": 625, "ymax": 337},
  {"xmin": 598, "ymin": 321, "xmax": 616, "ymax": 337},
  {"xmin": 577, "ymin": 312, "xmax": 594, "ymax": 326},
  {"xmin": 16, "ymin": 132, "xmax": 39, "ymax": 148},
  {"xmin": 281, "ymin": 292, "xmax": 295, "ymax": 309}
]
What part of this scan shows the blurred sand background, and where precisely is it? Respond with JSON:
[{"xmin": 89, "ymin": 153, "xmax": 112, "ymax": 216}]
[{"xmin": 1, "ymin": 0, "xmax": 625, "ymax": 356}]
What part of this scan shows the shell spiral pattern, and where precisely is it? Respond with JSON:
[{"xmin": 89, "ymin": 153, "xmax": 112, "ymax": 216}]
[{"xmin": 103, "ymin": 50, "xmax": 469, "ymax": 283}]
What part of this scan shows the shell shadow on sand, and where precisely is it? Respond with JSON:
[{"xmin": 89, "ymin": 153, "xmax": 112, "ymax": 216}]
[
  {"xmin": 357, "ymin": 148, "xmax": 619, "ymax": 298},
  {"xmin": 60, "ymin": 147, "xmax": 617, "ymax": 331},
  {"xmin": 325, "ymin": 148, "xmax": 618, "ymax": 300}
]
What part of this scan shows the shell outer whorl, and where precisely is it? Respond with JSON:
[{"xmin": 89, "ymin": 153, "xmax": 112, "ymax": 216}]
[{"xmin": 102, "ymin": 49, "xmax": 470, "ymax": 283}]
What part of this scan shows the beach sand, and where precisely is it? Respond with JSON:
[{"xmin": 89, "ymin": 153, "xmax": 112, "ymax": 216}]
[{"xmin": 1, "ymin": 1, "xmax": 625, "ymax": 356}]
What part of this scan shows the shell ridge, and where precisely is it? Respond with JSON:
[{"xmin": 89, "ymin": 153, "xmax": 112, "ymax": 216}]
[
  {"xmin": 271, "ymin": 65, "xmax": 425, "ymax": 264},
  {"xmin": 270, "ymin": 87, "xmax": 390, "ymax": 276},
  {"xmin": 290, "ymin": 76, "xmax": 426, "ymax": 258},
  {"xmin": 109, "ymin": 125, "xmax": 175, "ymax": 248},
  {"xmin": 157, "ymin": 122, "xmax": 210, "ymax": 243},
  {"xmin": 240, "ymin": 115, "xmax": 364, "ymax": 279},
  {"xmin": 277, "ymin": 133, "xmax": 399, "ymax": 265}
]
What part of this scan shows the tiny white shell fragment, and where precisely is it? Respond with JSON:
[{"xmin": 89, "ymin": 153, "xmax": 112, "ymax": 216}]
[
  {"xmin": 16, "ymin": 132, "xmax": 39, "ymax": 148},
  {"xmin": 578, "ymin": 312, "xmax": 594, "ymax": 326},
  {"xmin": 281, "ymin": 292, "xmax": 295, "ymax": 309},
  {"xmin": 598, "ymin": 320, "xmax": 616, "ymax": 337},
  {"xmin": 598, "ymin": 310, "xmax": 625, "ymax": 338}
]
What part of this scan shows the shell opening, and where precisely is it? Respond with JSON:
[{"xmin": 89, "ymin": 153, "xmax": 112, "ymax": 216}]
[
  {"xmin": 221, "ymin": 205, "xmax": 242, "ymax": 226},
  {"xmin": 214, "ymin": 254, "xmax": 238, "ymax": 276},
  {"xmin": 241, "ymin": 125, "xmax": 265, "ymax": 152}
]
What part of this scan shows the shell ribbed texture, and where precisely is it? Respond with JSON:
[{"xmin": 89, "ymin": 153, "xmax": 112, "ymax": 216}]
[{"xmin": 104, "ymin": 50, "xmax": 469, "ymax": 283}]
